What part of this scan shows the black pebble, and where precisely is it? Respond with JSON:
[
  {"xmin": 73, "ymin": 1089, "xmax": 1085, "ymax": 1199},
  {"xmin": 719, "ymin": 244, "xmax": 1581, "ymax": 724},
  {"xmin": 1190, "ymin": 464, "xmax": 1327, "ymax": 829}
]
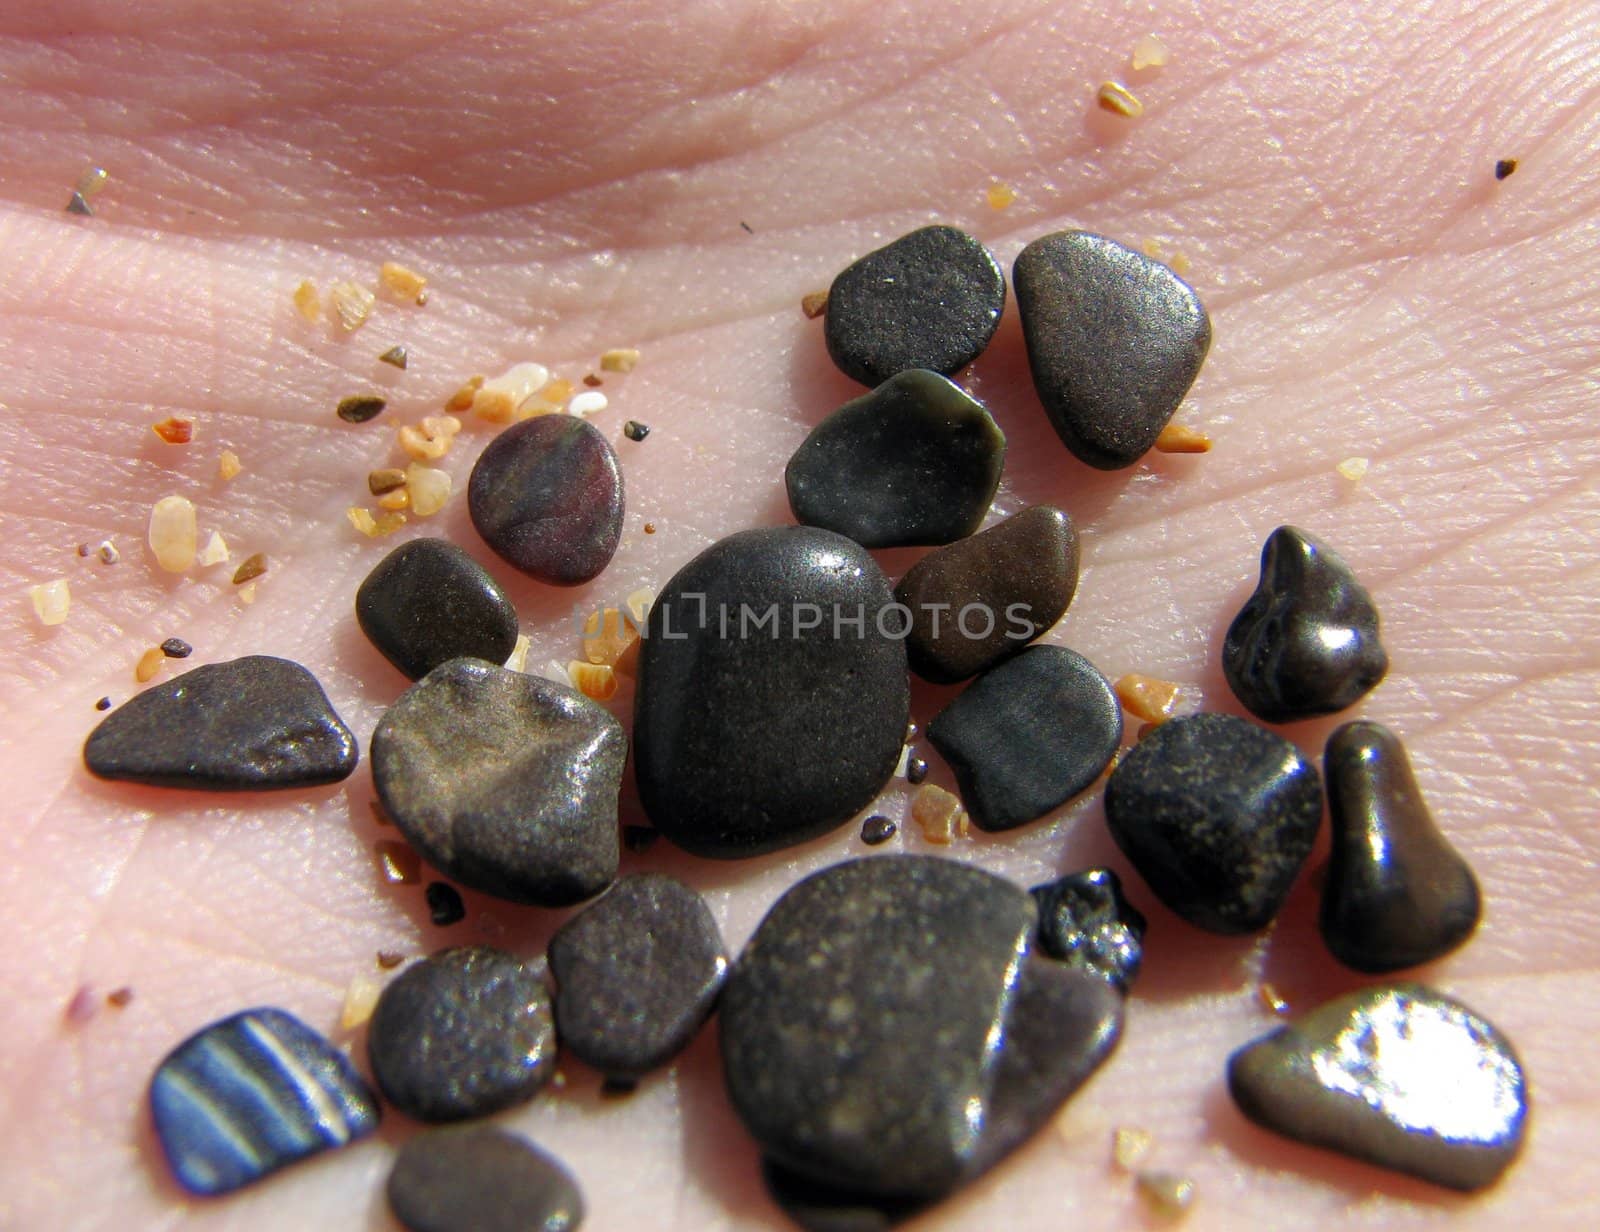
[
  {"xmin": 634, "ymin": 527, "xmax": 909, "ymax": 858},
  {"xmin": 1013, "ymin": 231, "xmax": 1211, "ymax": 469},
  {"xmin": 94, "ymin": 696, "xmax": 111, "ymax": 710},
  {"xmin": 894, "ymin": 504, "xmax": 1080, "ymax": 683},
  {"xmin": 373, "ymin": 658, "xmax": 625, "ymax": 906},
  {"xmin": 84, "ymin": 655, "xmax": 358, "ymax": 791},
  {"xmin": 1029, "ymin": 868, "xmax": 1146, "ymax": 991},
  {"xmin": 904, "ymin": 756, "xmax": 928, "ymax": 785},
  {"xmin": 785, "ymin": 370, "xmax": 1005, "ymax": 549},
  {"xmin": 721, "ymin": 856, "xmax": 1122, "ymax": 1209},
  {"xmin": 388, "ymin": 1124, "xmax": 585, "ymax": 1232},
  {"xmin": 622, "ymin": 825, "xmax": 659, "ymax": 852},
  {"xmin": 927, "ymin": 645, "xmax": 1122, "ymax": 832},
  {"xmin": 426, "ymin": 882, "xmax": 465, "ymax": 926},
  {"xmin": 367, "ymin": 946, "xmax": 555, "ymax": 1122},
  {"xmin": 1105, "ymin": 713, "xmax": 1323, "ymax": 933},
  {"xmin": 1228, "ymin": 983, "xmax": 1527, "ymax": 1191},
  {"xmin": 859, "ymin": 814, "xmax": 897, "ymax": 845},
  {"xmin": 65, "ymin": 190, "xmax": 92, "ymax": 216},
  {"xmin": 356, "ymin": 539, "xmax": 520, "ymax": 681},
  {"xmin": 622, "ymin": 420, "xmax": 650, "ymax": 441},
  {"xmin": 468, "ymin": 415, "xmax": 624, "ymax": 585},
  {"xmin": 150, "ymin": 1007, "xmax": 380, "ymax": 1196},
  {"xmin": 336, "ymin": 395, "xmax": 386, "ymax": 424},
  {"xmin": 823, "ymin": 225, "xmax": 1006, "ymax": 387},
  {"xmin": 1320, "ymin": 721, "xmax": 1480, "ymax": 972},
  {"xmin": 159, "ymin": 637, "xmax": 192, "ymax": 658},
  {"xmin": 1222, "ymin": 526, "xmax": 1388, "ymax": 723},
  {"xmin": 547, "ymin": 873, "xmax": 728, "ymax": 1080},
  {"xmin": 1494, "ymin": 158, "xmax": 1518, "ymax": 180}
]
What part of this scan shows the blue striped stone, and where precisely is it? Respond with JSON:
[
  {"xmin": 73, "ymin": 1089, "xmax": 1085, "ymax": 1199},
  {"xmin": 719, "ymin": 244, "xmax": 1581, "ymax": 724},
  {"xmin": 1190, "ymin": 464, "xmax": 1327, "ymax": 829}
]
[{"xmin": 150, "ymin": 1007, "xmax": 380, "ymax": 1196}]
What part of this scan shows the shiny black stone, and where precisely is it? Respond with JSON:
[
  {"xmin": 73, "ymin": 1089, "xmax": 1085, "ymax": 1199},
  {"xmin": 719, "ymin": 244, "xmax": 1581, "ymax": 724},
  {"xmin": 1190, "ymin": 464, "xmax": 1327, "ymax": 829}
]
[
  {"xmin": 356, "ymin": 539, "xmax": 520, "ymax": 682},
  {"xmin": 1013, "ymin": 231, "xmax": 1211, "ymax": 470},
  {"xmin": 84, "ymin": 655, "xmax": 358, "ymax": 791},
  {"xmin": 1105, "ymin": 713, "xmax": 1323, "ymax": 933},
  {"xmin": 1320, "ymin": 721, "xmax": 1480, "ymax": 972},
  {"xmin": 426, "ymin": 882, "xmax": 465, "ymax": 926},
  {"xmin": 1222, "ymin": 526, "xmax": 1388, "ymax": 723},
  {"xmin": 927, "ymin": 645, "xmax": 1121, "ymax": 831},
  {"xmin": 823, "ymin": 225, "xmax": 1006, "ymax": 387},
  {"xmin": 372, "ymin": 658, "xmax": 624, "ymax": 906},
  {"xmin": 1029, "ymin": 868, "xmax": 1146, "ymax": 991},
  {"xmin": 1228, "ymin": 983, "xmax": 1528, "ymax": 1191},
  {"xmin": 622, "ymin": 420, "xmax": 650, "ymax": 441},
  {"xmin": 894, "ymin": 504, "xmax": 1079, "ymax": 683},
  {"xmin": 860, "ymin": 814, "xmax": 897, "ymax": 845},
  {"xmin": 387, "ymin": 1125, "xmax": 585, "ymax": 1232},
  {"xmin": 367, "ymin": 946, "xmax": 555, "ymax": 1122},
  {"xmin": 467, "ymin": 415, "xmax": 624, "ymax": 585},
  {"xmin": 547, "ymin": 873, "xmax": 728, "ymax": 1080},
  {"xmin": 159, "ymin": 638, "xmax": 192, "ymax": 658},
  {"xmin": 634, "ymin": 528, "xmax": 909, "ymax": 858},
  {"xmin": 785, "ymin": 370, "xmax": 1005, "ymax": 549},
  {"xmin": 150, "ymin": 1007, "xmax": 380, "ymax": 1196},
  {"xmin": 904, "ymin": 756, "xmax": 928, "ymax": 785},
  {"xmin": 721, "ymin": 856, "xmax": 1122, "ymax": 1205}
]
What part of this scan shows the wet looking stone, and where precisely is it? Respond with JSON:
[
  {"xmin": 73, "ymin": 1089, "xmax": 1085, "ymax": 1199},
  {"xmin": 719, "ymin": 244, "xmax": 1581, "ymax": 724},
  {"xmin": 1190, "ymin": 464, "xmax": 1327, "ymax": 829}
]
[
  {"xmin": 1029, "ymin": 868, "xmax": 1147, "ymax": 992},
  {"xmin": 356, "ymin": 539, "xmax": 520, "ymax": 682}
]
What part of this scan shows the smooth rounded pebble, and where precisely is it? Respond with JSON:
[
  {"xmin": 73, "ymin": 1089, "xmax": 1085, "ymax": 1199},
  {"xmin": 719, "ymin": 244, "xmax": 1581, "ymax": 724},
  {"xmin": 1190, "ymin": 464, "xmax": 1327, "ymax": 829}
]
[
  {"xmin": 388, "ymin": 1125, "xmax": 584, "ymax": 1232},
  {"xmin": 1228, "ymin": 983, "xmax": 1527, "ymax": 1191},
  {"xmin": 1105, "ymin": 713, "xmax": 1323, "ymax": 933},
  {"xmin": 467, "ymin": 415, "xmax": 623, "ymax": 585},
  {"xmin": 84, "ymin": 655, "xmax": 358, "ymax": 791},
  {"xmin": 823, "ymin": 225, "xmax": 1006, "ymax": 387},
  {"xmin": 150, "ymin": 1007, "xmax": 380, "ymax": 1196},
  {"xmin": 1013, "ymin": 230, "xmax": 1211, "ymax": 469},
  {"xmin": 785, "ymin": 369, "xmax": 1005, "ymax": 549},
  {"xmin": 356, "ymin": 538, "xmax": 520, "ymax": 681},
  {"xmin": 633, "ymin": 527, "xmax": 910, "ymax": 858},
  {"xmin": 1321, "ymin": 721, "xmax": 1481, "ymax": 972},
  {"xmin": 367, "ymin": 946, "xmax": 555, "ymax": 1122},
  {"xmin": 372, "ymin": 658, "xmax": 624, "ymax": 907},
  {"xmin": 1222, "ymin": 526, "xmax": 1389, "ymax": 723}
]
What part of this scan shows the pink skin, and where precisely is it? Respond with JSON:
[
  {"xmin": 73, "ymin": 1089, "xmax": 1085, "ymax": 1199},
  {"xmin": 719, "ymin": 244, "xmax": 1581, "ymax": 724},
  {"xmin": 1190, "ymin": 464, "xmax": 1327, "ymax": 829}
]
[{"xmin": 1, "ymin": 0, "xmax": 1596, "ymax": 1227}]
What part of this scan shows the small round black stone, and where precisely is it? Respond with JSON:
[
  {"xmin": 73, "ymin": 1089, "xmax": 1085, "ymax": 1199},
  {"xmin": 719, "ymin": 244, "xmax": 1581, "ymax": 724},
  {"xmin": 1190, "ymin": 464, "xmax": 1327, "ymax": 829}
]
[
  {"xmin": 367, "ymin": 946, "xmax": 554, "ymax": 1123},
  {"xmin": 859, "ymin": 814, "xmax": 897, "ymax": 845},
  {"xmin": 622, "ymin": 420, "xmax": 650, "ymax": 441},
  {"xmin": 94, "ymin": 696, "xmax": 111, "ymax": 710},
  {"xmin": 159, "ymin": 637, "xmax": 192, "ymax": 658},
  {"xmin": 1028, "ymin": 868, "xmax": 1146, "ymax": 991},
  {"xmin": 904, "ymin": 756, "xmax": 928, "ymax": 786},
  {"xmin": 425, "ymin": 883, "xmax": 464, "ymax": 926},
  {"xmin": 387, "ymin": 1124, "xmax": 584, "ymax": 1232}
]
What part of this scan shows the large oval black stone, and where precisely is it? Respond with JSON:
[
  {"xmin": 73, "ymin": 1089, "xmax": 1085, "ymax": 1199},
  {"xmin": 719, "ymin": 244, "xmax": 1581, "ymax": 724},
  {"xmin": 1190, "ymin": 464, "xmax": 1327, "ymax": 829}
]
[{"xmin": 633, "ymin": 527, "xmax": 909, "ymax": 858}]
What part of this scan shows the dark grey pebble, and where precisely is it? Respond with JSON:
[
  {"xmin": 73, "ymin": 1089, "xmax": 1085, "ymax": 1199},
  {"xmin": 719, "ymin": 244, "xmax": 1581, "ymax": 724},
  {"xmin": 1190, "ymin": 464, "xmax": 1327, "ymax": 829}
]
[
  {"xmin": 622, "ymin": 420, "xmax": 650, "ymax": 441},
  {"xmin": 1105, "ymin": 713, "xmax": 1322, "ymax": 933},
  {"xmin": 547, "ymin": 873, "xmax": 728, "ymax": 1079},
  {"xmin": 927, "ymin": 645, "xmax": 1121, "ymax": 831},
  {"xmin": 1013, "ymin": 231, "xmax": 1211, "ymax": 469},
  {"xmin": 859, "ymin": 814, "xmax": 897, "ymax": 845},
  {"xmin": 387, "ymin": 1125, "xmax": 584, "ymax": 1232},
  {"xmin": 894, "ymin": 504, "xmax": 1079, "ymax": 683},
  {"xmin": 367, "ymin": 946, "xmax": 555, "ymax": 1122},
  {"xmin": 94, "ymin": 696, "xmax": 111, "ymax": 710},
  {"xmin": 904, "ymin": 755, "xmax": 928, "ymax": 785},
  {"xmin": 823, "ymin": 225, "xmax": 1006, "ymax": 387},
  {"xmin": 426, "ymin": 882, "xmax": 465, "ymax": 926},
  {"xmin": 467, "ymin": 415, "xmax": 623, "ymax": 585},
  {"xmin": 721, "ymin": 856, "xmax": 1122, "ymax": 1206},
  {"xmin": 1029, "ymin": 868, "xmax": 1146, "ymax": 991},
  {"xmin": 150, "ymin": 1007, "xmax": 380, "ymax": 1195},
  {"xmin": 785, "ymin": 370, "xmax": 1005, "ymax": 549},
  {"xmin": 84, "ymin": 655, "xmax": 358, "ymax": 791},
  {"xmin": 1222, "ymin": 526, "xmax": 1388, "ymax": 723},
  {"xmin": 355, "ymin": 539, "xmax": 520, "ymax": 681},
  {"xmin": 66, "ymin": 190, "xmax": 92, "ymax": 216},
  {"xmin": 634, "ymin": 527, "xmax": 909, "ymax": 858},
  {"xmin": 159, "ymin": 637, "xmax": 192, "ymax": 658},
  {"xmin": 1228, "ymin": 983, "xmax": 1527, "ymax": 1190},
  {"xmin": 1321, "ymin": 721, "xmax": 1480, "ymax": 972},
  {"xmin": 372, "ymin": 658, "xmax": 624, "ymax": 906}
]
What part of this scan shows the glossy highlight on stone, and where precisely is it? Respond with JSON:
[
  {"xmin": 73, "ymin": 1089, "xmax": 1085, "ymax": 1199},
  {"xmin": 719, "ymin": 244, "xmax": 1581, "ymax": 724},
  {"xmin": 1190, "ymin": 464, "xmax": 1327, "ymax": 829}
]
[
  {"xmin": 372, "ymin": 658, "xmax": 624, "ymax": 906},
  {"xmin": 895, "ymin": 504, "xmax": 1079, "ymax": 683},
  {"xmin": 927, "ymin": 645, "xmax": 1121, "ymax": 831},
  {"xmin": 387, "ymin": 1125, "xmax": 585, "ymax": 1232},
  {"xmin": 823, "ymin": 225, "xmax": 1006, "ymax": 387},
  {"xmin": 367, "ymin": 946, "xmax": 555, "ymax": 1122},
  {"xmin": 785, "ymin": 370, "xmax": 1006, "ymax": 549},
  {"xmin": 150, "ymin": 1007, "xmax": 380, "ymax": 1196},
  {"xmin": 1013, "ymin": 231, "xmax": 1211, "ymax": 469},
  {"xmin": 467, "ymin": 414, "xmax": 623, "ymax": 585},
  {"xmin": 633, "ymin": 528, "xmax": 910, "ymax": 858},
  {"xmin": 1228, "ymin": 983, "xmax": 1528, "ymax": 1191},
  {"xmin": 1321, "ymin": 721, "xmax": 1481, "ymax": 972},
  {"xmin": 84, "ymin": 655, "xmax": 358, "ymax": 790},
  {"xmin": 1222, "ymin": 526, "xmax": 1388, "ymax": 723},
  {"xmin": 1105, "ymin": 713, "xmax": 1323, "ymax": 933},
  {"xmin": 356, "ymin": 539, "xmax": 520, "ymax": 681},
  {"xmin": 1029, "ymin": 868, "xmax": 1147, "ymax": 991}
]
